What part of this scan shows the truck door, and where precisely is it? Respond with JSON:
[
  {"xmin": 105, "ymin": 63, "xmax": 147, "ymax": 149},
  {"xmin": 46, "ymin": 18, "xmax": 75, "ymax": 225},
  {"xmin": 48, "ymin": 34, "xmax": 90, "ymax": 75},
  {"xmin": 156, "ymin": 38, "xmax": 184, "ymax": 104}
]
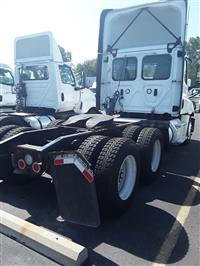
[
  {"xmin": 58, "ymin": 64, "xmax": 80, "ymax": 112},
  {"xmin": 19, "ymin": 64, "xmax": 57, "ymax": 110},
  {"xmin": 0, "ymin": 67, "xmax": 15, "ymax": 108}
]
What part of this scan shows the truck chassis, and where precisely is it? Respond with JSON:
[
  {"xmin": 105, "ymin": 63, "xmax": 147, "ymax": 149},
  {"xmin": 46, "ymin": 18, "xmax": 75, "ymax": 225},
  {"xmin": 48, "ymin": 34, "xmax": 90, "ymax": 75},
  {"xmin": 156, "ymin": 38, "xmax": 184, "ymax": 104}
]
[{"xmin": 0, "ymin": 113, "xmax": 169, "ymax": 227}]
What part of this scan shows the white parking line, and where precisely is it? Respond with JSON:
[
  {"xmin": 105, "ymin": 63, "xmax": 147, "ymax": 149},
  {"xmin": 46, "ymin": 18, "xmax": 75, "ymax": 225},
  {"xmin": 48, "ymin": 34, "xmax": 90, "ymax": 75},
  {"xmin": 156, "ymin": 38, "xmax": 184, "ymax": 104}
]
[{"xmin": 152, "ymin": 176, "xmax": 200, "ymax": 266}]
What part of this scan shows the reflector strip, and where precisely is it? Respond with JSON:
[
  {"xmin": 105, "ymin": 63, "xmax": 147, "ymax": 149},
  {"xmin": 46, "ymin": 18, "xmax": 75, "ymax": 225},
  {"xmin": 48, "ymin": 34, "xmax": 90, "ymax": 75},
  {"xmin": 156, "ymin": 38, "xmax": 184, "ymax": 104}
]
[
  {"xmin": 54, "ymin": 159, "xmax": 64, "ymax": 165},
  {"xmin": 83, "ymin": 169, "xmax": 94, "ymax": 183},
  {"xmin": 54, "ymin": 154, "xmax": 94, "ymax": 183}
]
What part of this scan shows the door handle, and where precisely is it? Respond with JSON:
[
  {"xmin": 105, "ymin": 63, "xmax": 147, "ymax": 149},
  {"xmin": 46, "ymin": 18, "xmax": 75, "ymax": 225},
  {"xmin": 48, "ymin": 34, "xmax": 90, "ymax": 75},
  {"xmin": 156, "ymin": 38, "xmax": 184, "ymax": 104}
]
[
  {"xmin": 61, "ymin": 93, "xmax": 64, "ymax": 101},
  {"xmin": 154, "ymin": 89, "xmax": 158, "ymax": 96}
]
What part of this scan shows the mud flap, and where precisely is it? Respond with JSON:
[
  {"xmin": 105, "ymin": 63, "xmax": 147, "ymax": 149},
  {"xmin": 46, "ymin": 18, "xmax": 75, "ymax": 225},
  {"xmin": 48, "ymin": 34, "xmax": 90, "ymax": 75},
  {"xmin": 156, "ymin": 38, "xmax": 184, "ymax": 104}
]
[{"xmin": 49, "ymin": 151, "xmax": 101, "ymax": 227}]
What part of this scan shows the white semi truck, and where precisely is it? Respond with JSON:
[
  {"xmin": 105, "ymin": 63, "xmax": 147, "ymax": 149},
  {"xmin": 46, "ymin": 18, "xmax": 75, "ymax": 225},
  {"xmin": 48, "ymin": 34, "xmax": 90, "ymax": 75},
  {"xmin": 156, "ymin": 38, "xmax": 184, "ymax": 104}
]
[
  {"xmin": 0, "ymin": 0, "xmax": 195, "ymax": 227},
  {"xmin": 0, "ymin": 32, "xmax": 95, "ymax": 131},
  {"xmin": 0, "ymin": 64, "xmax": 16, "ymax": 112}
]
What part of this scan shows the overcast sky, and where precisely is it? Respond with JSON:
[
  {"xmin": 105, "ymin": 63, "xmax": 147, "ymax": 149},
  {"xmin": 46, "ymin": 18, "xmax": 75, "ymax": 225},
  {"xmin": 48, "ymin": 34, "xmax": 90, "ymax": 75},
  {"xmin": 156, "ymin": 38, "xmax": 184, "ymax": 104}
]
[{"xmin": 0, "ymin": 0, "xmax": 199, "ymax": 67}]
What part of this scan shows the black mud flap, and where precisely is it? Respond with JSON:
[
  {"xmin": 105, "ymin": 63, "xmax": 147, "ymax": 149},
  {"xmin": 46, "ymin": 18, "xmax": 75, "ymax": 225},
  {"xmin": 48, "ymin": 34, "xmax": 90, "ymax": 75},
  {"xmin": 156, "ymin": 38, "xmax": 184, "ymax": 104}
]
[{"xmin": 49, "ymin": 151, "xmax": 101, "ymax": 227}]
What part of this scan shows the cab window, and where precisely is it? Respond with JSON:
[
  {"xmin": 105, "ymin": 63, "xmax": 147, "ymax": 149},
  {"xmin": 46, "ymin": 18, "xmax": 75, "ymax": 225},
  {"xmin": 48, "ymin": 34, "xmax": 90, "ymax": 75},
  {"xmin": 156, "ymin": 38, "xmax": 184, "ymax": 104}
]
[
  {"xmin": 112, "ymin": 57, "xmax": 137, "ymax": 81},
  {"xmin": 0, "ymin": 68, "xmax": 14, "ymax": 86},
  {"xmin": 142, "ymin": 54, "xmax": 171, "ymax": 80},
  {"xmin": 59, "ymin": 65, "xmax": 75, "ymax": 86},
  {"xmin": 20, "ymin": 65, "xmax": 49, "ymax": 80}
]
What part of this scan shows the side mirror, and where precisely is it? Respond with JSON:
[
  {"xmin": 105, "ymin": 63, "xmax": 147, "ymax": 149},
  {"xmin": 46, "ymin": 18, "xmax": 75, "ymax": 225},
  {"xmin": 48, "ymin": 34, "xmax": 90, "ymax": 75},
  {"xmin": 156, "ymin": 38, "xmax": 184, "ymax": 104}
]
[
  {"xmin": 80, "ymin": 72, "xmax": 86, "ymax": 88},
  {"xmin": 74, "ymin": 86, "xmax": 83, "ymax": 91},
  {"xmin": 185, "ymin": 57, "xmax": 192, "ymax": 63}
]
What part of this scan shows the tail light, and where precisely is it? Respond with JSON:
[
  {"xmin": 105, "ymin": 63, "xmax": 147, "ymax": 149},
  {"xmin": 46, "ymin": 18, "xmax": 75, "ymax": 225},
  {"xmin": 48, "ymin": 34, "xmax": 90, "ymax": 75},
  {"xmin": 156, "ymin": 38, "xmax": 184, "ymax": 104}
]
[
  {"xmin": 32, "ymin": 162, "xmax": 41, "ymax": 174},
  {"xmin": 18, "ymin": 159, "xmax": 26, "ymax": 170}
]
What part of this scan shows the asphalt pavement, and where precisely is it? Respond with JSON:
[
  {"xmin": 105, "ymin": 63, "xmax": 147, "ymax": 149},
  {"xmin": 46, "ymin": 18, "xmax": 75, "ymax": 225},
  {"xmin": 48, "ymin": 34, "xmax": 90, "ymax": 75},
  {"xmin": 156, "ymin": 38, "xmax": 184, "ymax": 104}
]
[{"xmin": 0, "ymin": 114, "xmax": 199, "ymax": 266}]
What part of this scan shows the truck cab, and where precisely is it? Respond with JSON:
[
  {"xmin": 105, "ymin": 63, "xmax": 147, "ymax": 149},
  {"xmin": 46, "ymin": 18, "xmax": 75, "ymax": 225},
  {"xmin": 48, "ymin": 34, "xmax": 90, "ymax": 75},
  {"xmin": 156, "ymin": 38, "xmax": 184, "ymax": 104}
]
[
  {"xmin": 14, "ymin": 32, "xmax": 95, "ymax": 114},
  {"xmin": 97, "ymin": 0, "xmax": 194, "ymax": 144},
  {"xmin": 0, "ymin": 64, "xmax": 16, "ymax": 112}
]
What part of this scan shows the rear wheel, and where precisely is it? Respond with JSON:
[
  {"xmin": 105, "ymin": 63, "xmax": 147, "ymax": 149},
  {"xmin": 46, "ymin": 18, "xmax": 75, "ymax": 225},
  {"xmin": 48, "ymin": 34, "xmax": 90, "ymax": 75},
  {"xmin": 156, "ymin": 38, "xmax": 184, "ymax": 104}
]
[
  {"xmin": 0, "ymin": 125, "xmax": 18, "ymax": 140},
  {"xmin": 47, "ymin": 119, "xmax": 63, "ymax": 128},
  {"xmin": 77, "ymin": 135, "xmax": 110, "ymax": 169},
  {"xmin": 95, "ymin": 137, "xmax": 140, "ymax": 215},
  {"xmin": 137, "ymin": 127, "xmax": 163, "ymax": 184},
  {"xmin": 0, "ymin": 116, "xmax": 26, "ymax": 127},
  {"xmin": 183, "ymin": 117, "xmax": 193, "ymax": 145},
  {"xmin": 2, "ymin": 127, "xmax": 32, "ymax": 140},
  {"xmin": 122, "ymin": 125, "xmax": 143, "ymax": 141}
]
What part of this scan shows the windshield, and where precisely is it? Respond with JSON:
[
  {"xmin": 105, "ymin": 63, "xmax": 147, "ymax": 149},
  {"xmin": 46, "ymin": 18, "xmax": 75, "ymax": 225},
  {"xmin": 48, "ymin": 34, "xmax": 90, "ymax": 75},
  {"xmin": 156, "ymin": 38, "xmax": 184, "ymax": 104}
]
[{"xmin": 0, "ymin": 68, "xmax": 14, "ymax": 86}]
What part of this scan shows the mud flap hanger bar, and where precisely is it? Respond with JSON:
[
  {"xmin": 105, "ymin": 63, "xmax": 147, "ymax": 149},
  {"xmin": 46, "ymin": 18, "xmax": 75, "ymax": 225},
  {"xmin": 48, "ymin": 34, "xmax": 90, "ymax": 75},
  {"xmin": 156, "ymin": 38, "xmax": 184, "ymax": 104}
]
[
  {"xmin": 107, "ymin": 7, "xmax": 181, "ymax": 56},
  {"xmin": 49, "ymin": 151, "xmax": 101, "ymax": 227}
]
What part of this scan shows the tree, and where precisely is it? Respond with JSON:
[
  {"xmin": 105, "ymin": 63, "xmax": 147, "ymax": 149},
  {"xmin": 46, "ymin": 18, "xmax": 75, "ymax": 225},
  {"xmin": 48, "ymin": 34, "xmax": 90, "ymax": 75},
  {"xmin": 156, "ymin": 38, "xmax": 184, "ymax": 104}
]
[
  {"xmin": 75, "ymin": 59, "xmax": 97, "ymax": 77},
  {"xmin": 185, "ymin": 37, "xmax": 200, "ymax": 86},
  {"xmin": 58, "ymin": 45, "xmax": 72, "ymax": 62}
]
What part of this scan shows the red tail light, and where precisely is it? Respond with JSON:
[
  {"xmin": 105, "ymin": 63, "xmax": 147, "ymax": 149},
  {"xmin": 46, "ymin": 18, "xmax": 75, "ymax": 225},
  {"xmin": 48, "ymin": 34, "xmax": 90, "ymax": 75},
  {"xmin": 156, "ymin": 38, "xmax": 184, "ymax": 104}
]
[
  {"xmin": 18, "ymin": 159, "xmax": 26, "ymax": 170},
  {"xmin": 32, "ymin": 162, "xmax": 41, "ymax": 174}
]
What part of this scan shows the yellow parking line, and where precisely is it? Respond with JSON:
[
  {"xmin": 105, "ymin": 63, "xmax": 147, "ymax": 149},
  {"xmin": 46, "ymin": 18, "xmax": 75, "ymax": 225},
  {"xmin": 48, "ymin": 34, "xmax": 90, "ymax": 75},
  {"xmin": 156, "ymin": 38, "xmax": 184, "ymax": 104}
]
[{"xmin": 152, "ymin": 176, "xmax": 200, "ymax": 266}]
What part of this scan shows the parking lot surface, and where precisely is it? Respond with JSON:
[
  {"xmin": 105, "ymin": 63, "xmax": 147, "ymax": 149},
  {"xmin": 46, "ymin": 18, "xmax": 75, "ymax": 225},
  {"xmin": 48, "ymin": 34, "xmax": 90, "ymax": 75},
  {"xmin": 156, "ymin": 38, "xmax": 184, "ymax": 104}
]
[{"xmin": 0, "ymin": 114, "xmax": 200, "ymax": 266}]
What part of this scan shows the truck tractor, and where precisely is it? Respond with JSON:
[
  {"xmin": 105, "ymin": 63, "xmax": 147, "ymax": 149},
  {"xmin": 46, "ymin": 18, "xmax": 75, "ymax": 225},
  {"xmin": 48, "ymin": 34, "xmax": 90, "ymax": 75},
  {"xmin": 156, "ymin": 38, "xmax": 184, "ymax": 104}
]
[
  {"xmin": 0, "ymin": 0, "xmax": 195, "ymax": 227},
  {"xmin": 0, "ymin": 32, "xmax": 96, "ymax": 134},
  {"xmin": 0, "ymin": 64, "xmax": 16, "ymax": 112}
]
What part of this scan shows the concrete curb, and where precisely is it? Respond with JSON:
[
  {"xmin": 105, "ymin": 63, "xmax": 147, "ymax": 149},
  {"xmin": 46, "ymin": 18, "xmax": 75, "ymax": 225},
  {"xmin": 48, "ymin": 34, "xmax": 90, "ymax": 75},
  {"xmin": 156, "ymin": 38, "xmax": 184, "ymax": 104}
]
[{"xmin": 0, "ymin": 210, "xmax": 88, "ymax": 266}]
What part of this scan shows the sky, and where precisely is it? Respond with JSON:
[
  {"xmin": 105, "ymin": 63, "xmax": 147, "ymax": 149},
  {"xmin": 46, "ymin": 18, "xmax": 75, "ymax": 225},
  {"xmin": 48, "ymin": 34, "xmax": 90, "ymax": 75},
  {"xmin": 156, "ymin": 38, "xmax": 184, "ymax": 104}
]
[{"xmin": 0, "ymin": 0, "xmax": 199, "ymax": 67}]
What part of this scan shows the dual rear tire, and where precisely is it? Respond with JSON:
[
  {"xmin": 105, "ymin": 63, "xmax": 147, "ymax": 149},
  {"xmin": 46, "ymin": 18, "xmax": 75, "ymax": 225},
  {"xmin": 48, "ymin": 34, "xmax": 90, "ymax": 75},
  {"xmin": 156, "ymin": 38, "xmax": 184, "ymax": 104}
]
[
  {"xmin": 77, "ymin": 127, "xmax": 163, "ymax": 216},
  {"xmin": 123, "ymin": 125, "xmax": 163, "ymax": 184},
  {"xmin": 136, "ymin": 127, "xmax": 163, "ymax": 184},
  {"xmin": 78, "ymin": 135, "xmax": 140, "ymax": 215}
]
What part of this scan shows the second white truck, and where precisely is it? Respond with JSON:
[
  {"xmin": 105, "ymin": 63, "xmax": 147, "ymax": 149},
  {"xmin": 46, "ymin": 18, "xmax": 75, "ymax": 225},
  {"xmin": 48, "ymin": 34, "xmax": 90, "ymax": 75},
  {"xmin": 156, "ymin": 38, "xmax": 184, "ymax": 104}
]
[{"xmin": 0, "ymin": 32, "xmax": 95, "ymax": 131}]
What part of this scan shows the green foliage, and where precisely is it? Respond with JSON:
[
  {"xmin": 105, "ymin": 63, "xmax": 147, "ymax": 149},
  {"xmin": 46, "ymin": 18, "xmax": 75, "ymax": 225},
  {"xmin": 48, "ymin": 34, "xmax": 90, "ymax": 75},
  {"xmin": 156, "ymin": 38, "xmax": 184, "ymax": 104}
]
[
  {"xmin": 75, "ymin": 59, "xmax": 97, "ymax": 77},
  {"xmin": 185, "ymin": 37, "xmax": 200, "ymax": 86},
  {"xmin": 58, "ymin": 45, "xmax": 72, "ymax": 62}
]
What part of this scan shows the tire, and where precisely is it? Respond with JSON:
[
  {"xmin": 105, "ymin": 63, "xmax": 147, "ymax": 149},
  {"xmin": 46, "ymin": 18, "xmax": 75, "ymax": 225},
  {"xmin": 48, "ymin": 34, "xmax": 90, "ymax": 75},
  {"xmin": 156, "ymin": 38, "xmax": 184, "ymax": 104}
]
[
  {"xmin": 0, "ymin": 125, "xmax": 18, "ymax": 140},
  {"xmin": 47, "ymin": 119, "xmax": 63, "ymax": 128},
  {"xmin": 122, "ymin": 125, "xmax": 143, "ymax": 141},
  {"xmin": 182, "ymin": 117, "xmax": 193, "ymax": 145},
  {"xmin": 0, "ymin": 116, "xmax": 26, "ymax": 127},
  {"xmin": 2, "ymin": 127, "xmax": 32, "ymax": 140},
  {"xmin": 77, "ymin": 135, "xmax": 110, "ymax": 169},
  {"xmin": 137, "ymin": 127, "xmax": 163, "ymax": 184},
  {"xmin": 95, "ymin": 137, "xmax": 140, "ymax": 215}
]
